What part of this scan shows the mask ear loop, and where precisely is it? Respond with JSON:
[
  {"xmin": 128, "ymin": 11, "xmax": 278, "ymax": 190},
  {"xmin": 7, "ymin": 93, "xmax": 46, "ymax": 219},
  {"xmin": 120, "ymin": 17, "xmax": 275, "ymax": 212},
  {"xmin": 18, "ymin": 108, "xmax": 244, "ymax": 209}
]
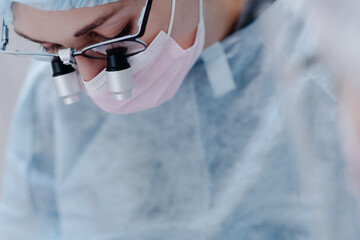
[
  {"xmin": 167, "ymin": 0, "xmax": 176, "ymax": 37},
  {"xmin": 167, "ymin": 0, "xmax": 203, "ymax": 37},
  {"xmin": 199, "ymin": 0, "xmax": 204, "ymax": 23}
]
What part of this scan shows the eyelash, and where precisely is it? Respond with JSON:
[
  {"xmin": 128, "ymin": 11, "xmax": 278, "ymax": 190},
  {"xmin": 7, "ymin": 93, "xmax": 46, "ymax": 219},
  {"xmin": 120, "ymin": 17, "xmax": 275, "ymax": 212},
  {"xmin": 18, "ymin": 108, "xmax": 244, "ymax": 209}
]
[
  {"xmin": 40, "ymin": 23, "xmax": 134, "ymax": 54},
  {"xmin": 91, "ymin": 23, "xmax": 134, "ymax": 41},
  {"xmin": 40, "ymin": 43, "xmax": 63, "ymax": 54}
]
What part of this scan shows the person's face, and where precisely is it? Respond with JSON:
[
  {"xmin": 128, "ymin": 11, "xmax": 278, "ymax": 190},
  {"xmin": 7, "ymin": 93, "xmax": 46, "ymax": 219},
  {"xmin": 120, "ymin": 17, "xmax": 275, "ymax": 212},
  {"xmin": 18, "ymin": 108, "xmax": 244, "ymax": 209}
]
[{"xmin": 12, "ymin": 0, "xmax": 200, "ymax": 81}]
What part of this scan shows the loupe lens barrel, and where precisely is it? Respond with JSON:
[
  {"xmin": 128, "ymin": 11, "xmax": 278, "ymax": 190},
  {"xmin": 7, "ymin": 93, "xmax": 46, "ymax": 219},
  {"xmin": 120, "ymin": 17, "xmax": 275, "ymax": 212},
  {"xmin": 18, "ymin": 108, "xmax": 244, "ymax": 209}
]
[
  {"xmin": 106, "ymin": 48, "xmax": 131, "ymax": 71},
  {"xmin": 51, "ymin": 57, "xmax": 75, "ymax": 77}
]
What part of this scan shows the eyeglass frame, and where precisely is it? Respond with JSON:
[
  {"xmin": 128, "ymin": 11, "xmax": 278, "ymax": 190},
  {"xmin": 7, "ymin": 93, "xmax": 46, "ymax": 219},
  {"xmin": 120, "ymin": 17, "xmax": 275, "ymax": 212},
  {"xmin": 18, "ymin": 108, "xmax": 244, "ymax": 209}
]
[{"xmin": 0, "ymin": 0, "xmax": 153, "ymax": 61}]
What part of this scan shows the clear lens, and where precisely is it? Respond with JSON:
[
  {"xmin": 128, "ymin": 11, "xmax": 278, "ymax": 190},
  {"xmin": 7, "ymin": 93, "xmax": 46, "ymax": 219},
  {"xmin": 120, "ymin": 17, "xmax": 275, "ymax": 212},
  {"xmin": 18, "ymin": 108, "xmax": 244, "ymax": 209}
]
[
  {"xmin": 0, "ymin": 24, "xmax": 56, "ymax": 61},
  {"xmin": 4, "ymin": 25, "xmax": 47, "ymax": 53},
  {"xmin": 82, "ymin": 39, "xmax": 147, "ymax": 59}
]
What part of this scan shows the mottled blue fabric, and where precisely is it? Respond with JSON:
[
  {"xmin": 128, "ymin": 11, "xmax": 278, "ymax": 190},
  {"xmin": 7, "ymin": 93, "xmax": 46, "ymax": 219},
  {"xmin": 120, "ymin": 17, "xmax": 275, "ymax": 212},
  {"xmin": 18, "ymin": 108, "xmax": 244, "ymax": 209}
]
[
  {"xmin": 0, "ymin": 0, "xmax": 119, "ymax": 24},
  {"xmin": 0, "ymin": 0, "xmax": 360, "ymax": 239}
]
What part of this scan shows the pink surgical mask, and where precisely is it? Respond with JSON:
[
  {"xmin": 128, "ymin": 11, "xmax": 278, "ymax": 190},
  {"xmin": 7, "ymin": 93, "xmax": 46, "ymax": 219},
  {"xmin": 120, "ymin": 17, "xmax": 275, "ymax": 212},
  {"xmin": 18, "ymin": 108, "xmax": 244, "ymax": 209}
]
[{"xmin": 82, "ymin": 0, "xmax": 205, "ymax": 114}]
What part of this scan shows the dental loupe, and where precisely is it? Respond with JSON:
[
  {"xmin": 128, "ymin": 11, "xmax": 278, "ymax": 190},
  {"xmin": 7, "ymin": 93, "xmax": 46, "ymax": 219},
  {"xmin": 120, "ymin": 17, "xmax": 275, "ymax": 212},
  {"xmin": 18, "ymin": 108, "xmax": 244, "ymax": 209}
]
[
  {"xmin": 53, "ymin": 47, "xmax": 134, "ymax": 105},
  {"xmin": 0, "ymin": 0, "xmax": 152, "ymax": 104}
]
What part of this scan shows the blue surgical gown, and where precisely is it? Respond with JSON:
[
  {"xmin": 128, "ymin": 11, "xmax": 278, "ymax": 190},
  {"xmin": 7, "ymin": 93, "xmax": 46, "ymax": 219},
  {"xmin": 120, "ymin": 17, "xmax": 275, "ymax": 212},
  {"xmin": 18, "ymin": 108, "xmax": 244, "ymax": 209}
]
[{"xmin": 1, "ymin": 1, "xmax": 359, "ymax": 239}]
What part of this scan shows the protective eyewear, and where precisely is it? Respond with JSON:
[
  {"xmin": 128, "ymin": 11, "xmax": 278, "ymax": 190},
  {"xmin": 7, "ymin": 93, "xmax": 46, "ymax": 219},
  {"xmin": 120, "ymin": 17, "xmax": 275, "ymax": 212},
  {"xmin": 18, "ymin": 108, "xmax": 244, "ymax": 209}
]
[{"xmin": 0, "ymin": 0, "xmax": 153, "ymax": 62}]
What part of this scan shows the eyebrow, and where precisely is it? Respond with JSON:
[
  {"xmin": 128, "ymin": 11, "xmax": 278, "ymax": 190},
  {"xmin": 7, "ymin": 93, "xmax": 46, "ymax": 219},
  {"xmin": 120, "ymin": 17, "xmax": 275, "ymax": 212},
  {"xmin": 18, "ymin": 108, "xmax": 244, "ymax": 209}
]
[
  {"xmin": 14, "ymin": 7, "xmax": 122, "ymax": 44},
  {"xmin": 14, "ymin": 29, "xmax": 46, "ymax": 44},
  {"xmin": 74, "ymin": 9, "xmax": 121, "ymax": 37}
]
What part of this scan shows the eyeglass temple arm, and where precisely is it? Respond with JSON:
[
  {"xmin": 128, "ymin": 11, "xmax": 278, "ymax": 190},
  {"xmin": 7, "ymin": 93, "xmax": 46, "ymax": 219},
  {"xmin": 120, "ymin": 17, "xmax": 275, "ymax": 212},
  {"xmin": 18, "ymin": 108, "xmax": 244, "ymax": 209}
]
[
  {"xmin": 137, "ymin": 0, "xmax": 153, "ymax": 38},
  {"xmin": 1, "ymin": 20, "xmax": 9, "ymax": 51}
]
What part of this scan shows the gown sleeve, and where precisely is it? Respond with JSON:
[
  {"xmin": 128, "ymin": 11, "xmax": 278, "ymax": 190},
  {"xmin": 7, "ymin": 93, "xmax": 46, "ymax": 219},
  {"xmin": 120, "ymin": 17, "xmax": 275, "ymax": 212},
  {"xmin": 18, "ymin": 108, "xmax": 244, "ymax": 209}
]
[{"xmin": 0, "ymin": 61, "xmax": 60, "ymax": 239}]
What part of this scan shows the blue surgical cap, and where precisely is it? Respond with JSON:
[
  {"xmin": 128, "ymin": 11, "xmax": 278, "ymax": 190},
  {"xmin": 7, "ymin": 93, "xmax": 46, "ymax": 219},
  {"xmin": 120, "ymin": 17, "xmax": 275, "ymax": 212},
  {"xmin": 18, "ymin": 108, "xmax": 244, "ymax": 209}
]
[{"xmin": 0, "ymin": 0, "xmax": 120, "ymax": 24}]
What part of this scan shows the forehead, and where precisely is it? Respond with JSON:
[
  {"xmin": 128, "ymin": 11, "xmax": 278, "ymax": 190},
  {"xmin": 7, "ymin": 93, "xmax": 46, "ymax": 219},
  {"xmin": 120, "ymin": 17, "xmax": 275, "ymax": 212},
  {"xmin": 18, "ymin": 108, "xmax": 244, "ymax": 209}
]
[{"xmin": 11, "ymin": 1, "xmax": 132, "ymax": 42}]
